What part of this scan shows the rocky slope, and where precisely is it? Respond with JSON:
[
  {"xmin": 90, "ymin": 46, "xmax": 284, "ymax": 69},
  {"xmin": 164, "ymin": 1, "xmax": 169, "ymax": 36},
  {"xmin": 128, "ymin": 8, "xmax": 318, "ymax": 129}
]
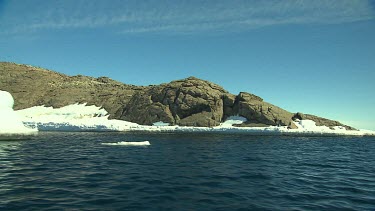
[{"xmin": 0, "ymin": 62, "xmax": 354, "ymax": 129}]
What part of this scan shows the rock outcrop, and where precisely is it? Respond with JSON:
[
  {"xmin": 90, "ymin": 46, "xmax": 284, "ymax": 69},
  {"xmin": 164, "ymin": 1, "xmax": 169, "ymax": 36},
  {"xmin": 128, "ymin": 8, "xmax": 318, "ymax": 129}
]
[
  {"xmin": 292, "ymin": 112, "xmax": 355, "ymax": 130},
  {"xmin": 120, "ymin": 77, "xmax": 226, "ymax": 126},
  {"xmin": 0, "ymin": 62, "xmax": 354, "ymax": 129},
  {"xmin": 232, "ymin": 92, "xmax": 298, "ymax": 129}
]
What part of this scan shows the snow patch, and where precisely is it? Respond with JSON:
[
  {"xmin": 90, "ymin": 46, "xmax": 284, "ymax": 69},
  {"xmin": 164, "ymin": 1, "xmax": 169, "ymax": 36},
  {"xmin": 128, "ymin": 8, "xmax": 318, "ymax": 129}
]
[
  {"xmin": 220, "ymin": 115, "xmax": 247, "ymax": 127},
  {"xmin": 152, "ymin": 121, "xmax": 170, "ymax": 126}
]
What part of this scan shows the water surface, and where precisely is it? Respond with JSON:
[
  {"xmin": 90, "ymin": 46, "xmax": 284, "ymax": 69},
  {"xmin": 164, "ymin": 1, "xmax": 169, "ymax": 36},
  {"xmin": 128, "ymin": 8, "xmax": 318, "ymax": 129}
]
[{"xmin": 0, "ymin": 132, "xmax": 374, "ymax": 210}]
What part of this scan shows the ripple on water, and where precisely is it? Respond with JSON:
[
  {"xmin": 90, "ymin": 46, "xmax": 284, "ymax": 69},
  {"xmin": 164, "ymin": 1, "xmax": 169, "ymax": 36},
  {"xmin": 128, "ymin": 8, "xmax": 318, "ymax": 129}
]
[{"xmin": 0, "ymin": 133, "xmax": 375, "ymax": 210}]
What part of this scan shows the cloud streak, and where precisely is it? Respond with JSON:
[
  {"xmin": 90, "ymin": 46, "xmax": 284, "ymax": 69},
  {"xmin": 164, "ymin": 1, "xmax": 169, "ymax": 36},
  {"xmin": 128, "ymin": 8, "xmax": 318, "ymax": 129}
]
[{"xmin": 0, "ymin": 0, "xmax": 374, "ymax": 35}]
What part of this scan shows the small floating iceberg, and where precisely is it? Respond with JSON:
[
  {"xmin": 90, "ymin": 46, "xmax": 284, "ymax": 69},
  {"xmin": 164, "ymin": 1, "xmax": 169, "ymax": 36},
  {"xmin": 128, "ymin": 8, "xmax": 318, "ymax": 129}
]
[
  {"xmin": 101, "ymin": 141, "xmax": 151, "ymax": 146},
  {"xmin": 0, "ymin": 90, "xmax": 38, "ymax": 140}
]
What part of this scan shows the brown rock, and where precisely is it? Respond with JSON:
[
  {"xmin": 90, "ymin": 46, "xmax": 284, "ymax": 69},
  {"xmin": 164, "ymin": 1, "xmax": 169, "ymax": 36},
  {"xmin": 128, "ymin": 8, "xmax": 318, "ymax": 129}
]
[
  {"xmin": 120, "ymin": 77, "xmax": 226, "ymax": 126},
  {"xmin": 233, "ymin": 92, "xmax": 295, "ymax": 127},
  {"xmin": 292, "ymin": 113, "xmax": 355, "ymax": 130}
]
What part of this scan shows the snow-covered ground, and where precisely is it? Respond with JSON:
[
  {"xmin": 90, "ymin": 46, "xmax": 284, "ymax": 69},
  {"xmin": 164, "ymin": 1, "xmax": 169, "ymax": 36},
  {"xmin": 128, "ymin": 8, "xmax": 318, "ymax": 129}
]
[
  {"xmin": 0, "ymin": 90, "xmax": 38, "ymax": 140},
  {"xmin": 15, "ymin": 103, "xmax": 375, "ymax": 136},
  {"xmin": 18, "ymin": 104, "xmax": 138, "ymax": 131}
]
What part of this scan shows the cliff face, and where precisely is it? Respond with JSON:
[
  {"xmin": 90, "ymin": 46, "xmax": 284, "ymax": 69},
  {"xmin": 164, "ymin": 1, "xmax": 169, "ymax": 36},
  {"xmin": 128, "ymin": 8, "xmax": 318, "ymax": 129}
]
[{"xmin": 0, "ymin": 62, "xmax": 354, "ymax": 129}]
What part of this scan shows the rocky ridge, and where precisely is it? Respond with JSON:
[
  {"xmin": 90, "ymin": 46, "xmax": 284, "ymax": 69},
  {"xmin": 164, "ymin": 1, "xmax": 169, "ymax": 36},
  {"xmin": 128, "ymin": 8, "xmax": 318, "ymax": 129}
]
[{"xmin": 0, "ymin": 62, "xmax": 354, "ymax": 130}]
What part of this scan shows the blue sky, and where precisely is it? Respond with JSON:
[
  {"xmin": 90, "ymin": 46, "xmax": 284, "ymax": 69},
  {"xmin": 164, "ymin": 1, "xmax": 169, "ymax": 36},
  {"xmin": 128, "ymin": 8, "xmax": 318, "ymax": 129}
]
[{"xmin": 1, "ymin": 0, "xmax": 374, "ymax": 130}]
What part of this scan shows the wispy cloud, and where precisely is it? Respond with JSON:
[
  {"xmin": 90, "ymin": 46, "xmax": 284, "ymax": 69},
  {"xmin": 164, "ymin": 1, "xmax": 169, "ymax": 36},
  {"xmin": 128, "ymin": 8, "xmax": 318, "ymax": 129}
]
[{"xmin": 0, "ymin": 0, "xmax": 374, "ymax": 35}]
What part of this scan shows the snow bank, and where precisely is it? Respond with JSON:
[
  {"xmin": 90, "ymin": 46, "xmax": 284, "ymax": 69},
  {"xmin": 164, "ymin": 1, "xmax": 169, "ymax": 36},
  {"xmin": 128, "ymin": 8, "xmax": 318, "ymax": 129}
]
[
  {"xmin": 127, "ymin": 124, "xmax": 375, "ymax": 136},
  {"xmin": 0, "ymin": 90, "xmax": 38, "ymax": 139},
  {"xmin": 17, "ymin": 103, "xmax": 108, "ymax": 120},
  {"xmin": 17, "ymin": 104, "xmax": 137, "ymax": 131},
  {"xmin": 16, "ymin": 104, "xmax": 375, "ymax": 136},
  {"xmin": 101, "ymin": 141, "xmax": 150, "ymax": 146}
]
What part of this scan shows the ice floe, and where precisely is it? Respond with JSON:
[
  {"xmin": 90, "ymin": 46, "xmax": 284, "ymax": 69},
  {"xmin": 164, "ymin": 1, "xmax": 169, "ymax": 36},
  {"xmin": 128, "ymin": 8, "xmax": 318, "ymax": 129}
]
[{"xmin": 101, "ymin": 141, "xmax": 151, "ymax": 146}]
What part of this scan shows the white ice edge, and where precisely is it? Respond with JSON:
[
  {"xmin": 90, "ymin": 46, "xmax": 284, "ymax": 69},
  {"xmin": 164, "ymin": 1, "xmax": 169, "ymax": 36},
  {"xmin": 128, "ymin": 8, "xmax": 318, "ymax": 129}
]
[{"xmin": 3, "ymin": 101, "xmax": 374, "ymax": 137}]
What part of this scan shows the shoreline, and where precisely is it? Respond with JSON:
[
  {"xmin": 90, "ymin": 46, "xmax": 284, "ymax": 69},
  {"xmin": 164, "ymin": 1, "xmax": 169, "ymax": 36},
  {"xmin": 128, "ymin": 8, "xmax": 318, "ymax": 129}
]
[{"xmin": 19, "ymin": 122, "xmax": 375, "ymax": 137}]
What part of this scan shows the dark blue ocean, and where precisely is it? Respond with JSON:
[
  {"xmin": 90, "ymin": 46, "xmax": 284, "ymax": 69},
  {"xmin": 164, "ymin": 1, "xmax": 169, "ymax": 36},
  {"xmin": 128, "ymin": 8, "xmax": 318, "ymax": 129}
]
[{"xmin": 0, "ymin": 132, "xmax": 374, "ymax": 210}]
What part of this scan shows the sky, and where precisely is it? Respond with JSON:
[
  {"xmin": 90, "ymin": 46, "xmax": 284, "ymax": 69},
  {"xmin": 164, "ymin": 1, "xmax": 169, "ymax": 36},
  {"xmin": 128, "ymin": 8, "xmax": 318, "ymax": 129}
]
[{"xmin": 0, "ymin": 0, "xmax": 374, "ymax": 130}]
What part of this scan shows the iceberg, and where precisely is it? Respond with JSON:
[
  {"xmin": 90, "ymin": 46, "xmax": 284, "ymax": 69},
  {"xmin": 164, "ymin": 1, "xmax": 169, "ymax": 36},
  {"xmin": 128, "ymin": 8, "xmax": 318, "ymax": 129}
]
[
  {"xmin": 0, "ymin": 90, "xmax": 38, "ymax": 140},
  {"xmin": 15, "ymin": 103, "xmax": 375, "ymax": 136}
]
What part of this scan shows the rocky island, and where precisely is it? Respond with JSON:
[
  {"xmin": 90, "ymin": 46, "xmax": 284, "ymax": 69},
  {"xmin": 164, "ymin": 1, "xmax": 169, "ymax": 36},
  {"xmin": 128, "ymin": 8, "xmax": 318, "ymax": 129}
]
[{"xmin": 0, "ymin": 62, "xmax": 354, "ymax": 130}]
